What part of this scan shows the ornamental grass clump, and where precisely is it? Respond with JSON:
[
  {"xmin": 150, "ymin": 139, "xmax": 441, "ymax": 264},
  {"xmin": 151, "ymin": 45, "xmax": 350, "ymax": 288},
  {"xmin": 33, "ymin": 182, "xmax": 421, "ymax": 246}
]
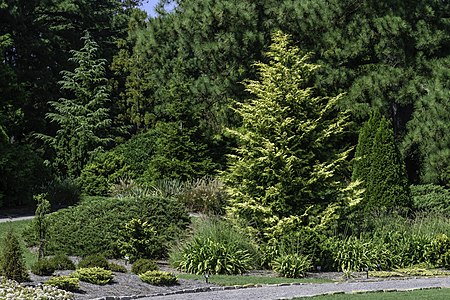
[
  {"xmin": 71, "ymin": 267, "xmax": 113, "ymax": 285},
  {"xmin": 169, "ymin": 218, "xmax": 260, "ymax": 275},
  {"xmin": 0, "ymin": 278, "xmax": 74, "ymax": 299}
]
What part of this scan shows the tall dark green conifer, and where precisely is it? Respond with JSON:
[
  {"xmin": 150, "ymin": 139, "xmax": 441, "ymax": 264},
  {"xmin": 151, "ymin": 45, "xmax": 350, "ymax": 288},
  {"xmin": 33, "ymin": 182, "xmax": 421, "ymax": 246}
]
[
  {"xmin": 39, "ymin": 33, "xmax": 112, "ymax": 177},
  {"xmin": 352, "ymin": 111, "xmax": 381, "ymax": 183},
  {"xmin": 355, "ymin": 116, "xmax": 412, "ymax": 212}
]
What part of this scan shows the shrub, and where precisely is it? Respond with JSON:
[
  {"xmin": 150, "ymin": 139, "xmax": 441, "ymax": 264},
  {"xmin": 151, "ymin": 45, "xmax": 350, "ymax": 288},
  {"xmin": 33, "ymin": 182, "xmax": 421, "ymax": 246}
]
[
  {"xmin": 0, "ymin": 228, "xmax": 30, "ymax": 282},
  {"xmin": 44, "ymin": 177, "xmax": 81, "ymax": 209},
  {"xmin": 118, "ymin": 218, "xmax": 165, "ymax": 261},
  {"xmin": 108, "ymin": 262, "xmax": 127, "ymax": 273},
  {"xmin": 411, "ymin": 184, "xmax": 450, "ymax": 214},
  {"xmin": 139, "ymin": 270, "xmax": 178, "ymax": 286},
  {"xmin": 78, "ymin": 151, "xmax": 133, "ymax": 196},
  {"xmin": 43, "ymin": 195, "xmax": 190, "ymax": 257},
  {"xmin": 78, "ymin": 254, "xmax": 110, "ymax": 269},
  {"xmin": 425, "ymin": 234, "xmax": 450, "ymax": 268},
  {"xmin": 45, "ymin": 275, "xmax": 80, "ymax": 291},
  {"xmin": 131, "ymin": 259, "xmax": 159, "ymax": 275},
  {"xmin": 31, "ymin": 258, "xmax": 56, "ymax": 276},
  {"xmin": 170, "ymin": 218, "xmax": 260, "ymax": 275},
  {"xmin": 50, "ymin": 254, "xmax": 76, "ymax": 270},
  {"xmin": 72, "ymin": 267, "xmax": 114, "ymax": 285},
  {"xmin": 272, "ymin": 254, "xmax": 312, "ymax": 278}
]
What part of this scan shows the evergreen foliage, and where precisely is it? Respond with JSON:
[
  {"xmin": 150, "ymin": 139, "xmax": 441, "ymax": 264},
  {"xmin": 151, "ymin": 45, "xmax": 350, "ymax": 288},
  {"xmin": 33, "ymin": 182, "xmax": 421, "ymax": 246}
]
[
  {"xmin": 223, "ymin": 31, "xmax": 351, "ymax": 235},
  {"xmin": 352, "ymin": 111, "xmax": 381, "ymax": 183},
  {"xmin": 355, "ymin": 115, "xmax": 412, "ymax": 213},
  {"xmin": 78, "ymin": 151, "xmax": 133, "ymax": 196},
  {"xmin": 0, "ymin": 227, "xmax": 30, "ymax": 282},
  {"xmin": 34, "ymin": 193, "xmax": 51, "ymax": 259},
  {"xmin": 43, "ymin": 195, "xmax": 190, "ymax": 257},
  {"xmin": 403, "ymin": 57, "xmax": 450, "ymax": 186},
  {"xmin": 39, "ymin": 32, "xmax": 112, "ymax": 178}
]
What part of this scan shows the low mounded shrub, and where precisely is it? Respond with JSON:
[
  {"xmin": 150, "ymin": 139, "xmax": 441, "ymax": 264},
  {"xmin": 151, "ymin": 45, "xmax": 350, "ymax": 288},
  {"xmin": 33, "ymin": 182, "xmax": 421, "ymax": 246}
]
[
  {"xmin": 31, "ymin": 258, "xmax": 56, "ymax": 276},
  {"xmin": 72, "ymin": 267, "xmax": 114, "ymax": 285},
  {"xmin": 272, "ymin": 254, "xmax": 312, "ymax": 278},
  {"xmin": 45, "ymin": 275, "xmax": 80, "ymax": 291},
  {"xmin": 131, "ymin": 258, "xmax": 159, "ymax": 275},
  {"xmin": 169, "ymin": 218, "xmax": 260, "ymax": 275},
  {"xmin": 78, "ymin": 254, "xmax": 110, "ymax": 269},
  {"xmin": 38, "ymin": 195, "xmax": 189, "ymax": 258},
  {"xmin": 51, "ymin": 254, "xmax": 76, "ymax": 270},
  {"xmin": 108, "ymin": 262, "xmax": 127, "ymax": 273},
  {"xmin": 139, "ymin": 270, "xmax": 178, "ymax": 286}
]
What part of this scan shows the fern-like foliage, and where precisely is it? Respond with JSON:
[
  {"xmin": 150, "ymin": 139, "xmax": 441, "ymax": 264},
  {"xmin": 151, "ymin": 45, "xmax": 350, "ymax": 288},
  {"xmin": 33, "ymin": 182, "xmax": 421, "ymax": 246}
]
[{"xmin": 37, "ymin": 32, "xmax": 112, "ymax": 177}]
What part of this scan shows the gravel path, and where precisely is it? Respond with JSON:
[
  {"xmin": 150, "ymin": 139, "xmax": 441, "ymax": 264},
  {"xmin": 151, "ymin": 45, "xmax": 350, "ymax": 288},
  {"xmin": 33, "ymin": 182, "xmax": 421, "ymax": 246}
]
[{"xmin": 141, "ymin": 277, "xmax": 450, "ymax": 300}]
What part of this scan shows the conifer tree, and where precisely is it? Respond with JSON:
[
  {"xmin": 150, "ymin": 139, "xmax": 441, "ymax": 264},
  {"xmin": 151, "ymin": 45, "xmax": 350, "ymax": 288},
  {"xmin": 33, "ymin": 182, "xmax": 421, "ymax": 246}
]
[
  {"xmin": 223, "ymin": 32, "xmax": 351, "ymax": 234},
  {"xmin": 34, "ymin": 193, "xmax": 51, "ymax": 259},
  {"xmin": 363, "ymin": 116, "xmax": 412, "ymax": 212},
  {"xmin": 403, "ymin": 58, "xmax": 450, "ymax": 186},
  {"xmin": 352, "ymin": 111, "xmax": 381, "ymax": 183},
  {"xmin": 0, "ymin": 227, "xmax": 29, "ymax": 282},
  {"xmin": 39, "ymin": 32, "xmax": 112, "ymax": 177}
]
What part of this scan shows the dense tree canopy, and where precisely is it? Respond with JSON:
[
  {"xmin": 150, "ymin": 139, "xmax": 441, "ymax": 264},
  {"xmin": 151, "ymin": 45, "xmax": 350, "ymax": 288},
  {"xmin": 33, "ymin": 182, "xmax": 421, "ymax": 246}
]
[{"xmin": 1, "ymin": 0, "xmax": 449, "ymax": 209}]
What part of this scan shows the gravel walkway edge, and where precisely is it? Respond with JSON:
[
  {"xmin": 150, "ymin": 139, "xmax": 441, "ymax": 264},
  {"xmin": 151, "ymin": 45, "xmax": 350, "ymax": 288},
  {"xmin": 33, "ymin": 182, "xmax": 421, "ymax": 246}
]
[{"xmin": 114, "ymin": 277, "xmax": 450, "ymax": 300}]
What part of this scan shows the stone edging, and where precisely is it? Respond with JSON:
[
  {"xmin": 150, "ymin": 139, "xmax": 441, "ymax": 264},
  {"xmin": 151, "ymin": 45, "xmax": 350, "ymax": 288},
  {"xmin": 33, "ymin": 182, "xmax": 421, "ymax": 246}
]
[
  {"xmin": 90, "ymin": 282, "xmax": 308, "ymax": 300},
  {"xmin": 91, "ymin": 279, "xmax": 448, "ymax": 300}
]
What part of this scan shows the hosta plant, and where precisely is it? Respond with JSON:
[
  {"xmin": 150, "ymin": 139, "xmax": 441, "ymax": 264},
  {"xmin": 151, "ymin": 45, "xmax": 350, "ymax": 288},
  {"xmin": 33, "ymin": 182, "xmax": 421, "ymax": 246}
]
[
  {"xmin": 139, "ymin": 270, "xmax": 178, "ymax": 286},
  {"xmin": 272, "ymin": 254, "xmax": 312, "ymax": 278},
  {"xmin": 71, "ymin": 267, "xmax": 113, "ymax": 285}
]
